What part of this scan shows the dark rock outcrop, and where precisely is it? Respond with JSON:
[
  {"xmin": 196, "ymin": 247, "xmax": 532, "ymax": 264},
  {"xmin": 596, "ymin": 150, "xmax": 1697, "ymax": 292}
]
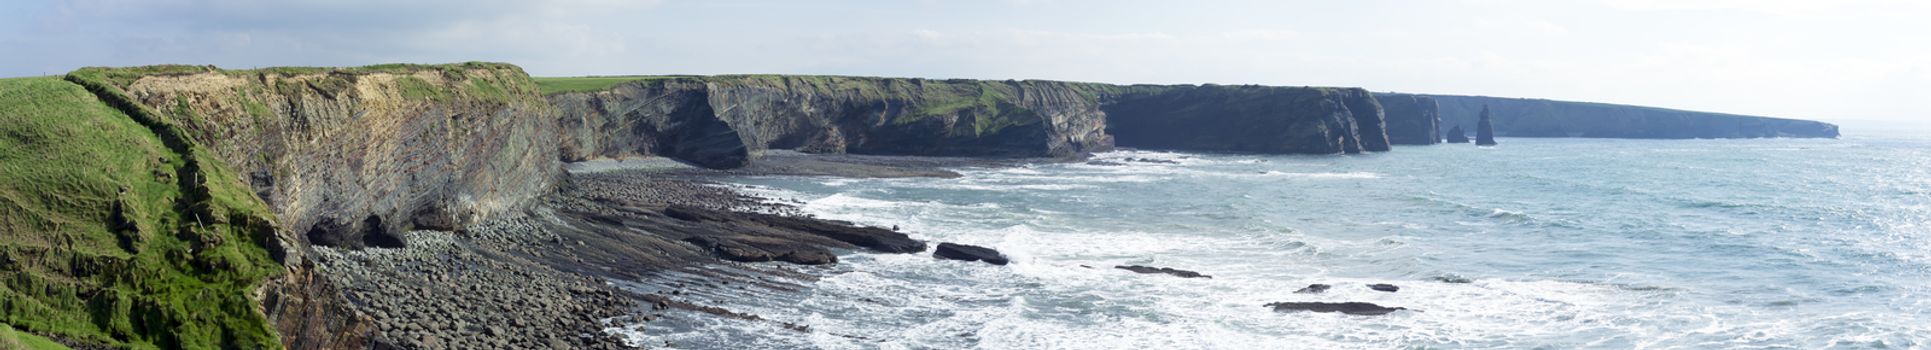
[
  {"xmin": 1265, "ymin": 302, "xmax": 1408, "ymax": 316},
  {"xmin": 1377, "ymin": 93, "xmax": 1442, "ymax": 145},
  {"xmin": 1115, "ymin": 265, "xmax": 1212, "ymax": 279},
  {"xmin": 1294, "ymin": 284, "xmax": 1332, "ymax": 294},
  {"xmin": 1368, "ymin": 283, "xmax": 1401, "ymax": 292},
  {"xmin": 1102, "ymin": 85, "xmax": 1388, "ymax": 154},
  {"xmin": 1476, "ymin": 105, "xmax": 1498, "ymax": 146},
  {"xmin": 934, "ymin": 243, "xmax": 1009, "ymax": 265},
  {"xmin": 661, "ymin": 205, "xmax": 927, "ymax": 254},
  {"xmin": 1445, "ymin": 125, "xmax": 1470, "ymax": 143},
  {"xmin": 1411, "ymin": 93, "xmax": 1840, "ymax": 139}
]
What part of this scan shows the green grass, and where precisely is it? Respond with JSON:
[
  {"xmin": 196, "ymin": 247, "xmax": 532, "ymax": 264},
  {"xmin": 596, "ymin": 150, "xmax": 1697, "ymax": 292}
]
[
  {"xmin": 3, "ymin": 323, "xmax": 74, "ymax": 350},
  {"xmin": 1, "ymin": 75, "xmax": 283, "ymax": 349},
  {"xmin": 532, "ymin": 75, "xmax": 682, "ymax": 95}
]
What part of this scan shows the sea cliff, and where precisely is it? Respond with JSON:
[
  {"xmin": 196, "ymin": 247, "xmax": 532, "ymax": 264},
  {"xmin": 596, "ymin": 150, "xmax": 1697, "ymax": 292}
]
[{"xmin": 1398, "ymin": 93, "xmax": 1840, "ymax": 139}]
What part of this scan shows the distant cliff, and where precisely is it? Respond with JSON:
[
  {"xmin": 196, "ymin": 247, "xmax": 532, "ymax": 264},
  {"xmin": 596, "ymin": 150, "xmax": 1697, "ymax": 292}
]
[
  {"xmin": 1396, "ymin": 93, "xmax": 1840, "ymax": 139},
  {"xmin": 551, "ymin": 76, "xmax": 1117, "ymax": 168},
  {"xmin": 552, "ymin": 77, "xmax": 1401, "ymax": 163},
  {"xmin": 1376, "ymin": 93, "xmax": 1442, "ymax": 145},
  {"xmin": 1102, "ymin": 85, "xmax": 1389, "ymax": 154}
]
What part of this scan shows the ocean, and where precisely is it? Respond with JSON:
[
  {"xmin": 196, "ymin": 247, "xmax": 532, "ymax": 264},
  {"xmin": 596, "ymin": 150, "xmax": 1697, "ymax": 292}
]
[{"xmin": 632, "ymin": 135, "xmax": 1931, "ymax": 349}]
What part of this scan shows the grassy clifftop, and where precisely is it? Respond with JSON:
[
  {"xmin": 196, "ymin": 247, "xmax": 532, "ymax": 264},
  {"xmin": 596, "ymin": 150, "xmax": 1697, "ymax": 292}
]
[{"xmin": 1, "ymin": 75, "xmax": 282, "ymax": 349}]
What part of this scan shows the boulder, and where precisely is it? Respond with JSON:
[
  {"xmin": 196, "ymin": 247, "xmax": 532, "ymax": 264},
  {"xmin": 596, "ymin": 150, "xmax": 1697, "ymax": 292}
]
[
  {"xmin": 1368, "ymin": 284, "xmax": 1400, "ymax": 292},
  {"xmin": 933, "ymin": 243, "xmax": 1008, "ymax": 265}
]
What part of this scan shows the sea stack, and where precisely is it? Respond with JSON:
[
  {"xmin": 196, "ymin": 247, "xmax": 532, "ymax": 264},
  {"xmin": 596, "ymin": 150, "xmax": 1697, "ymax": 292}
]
[
  {"xmin": 1476, "ymin": 105, "xmax": 1498, "ymax": 146},
  {"xmin": 1446, "ymin": 125, "xmax": 1470, "ymax": 143}
]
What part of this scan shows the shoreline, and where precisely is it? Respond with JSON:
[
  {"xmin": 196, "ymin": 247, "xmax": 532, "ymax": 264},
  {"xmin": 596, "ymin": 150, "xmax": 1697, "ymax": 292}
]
[{"xmin": 309, "ymin": 152, "xmax": 1012, "ymax": 348}]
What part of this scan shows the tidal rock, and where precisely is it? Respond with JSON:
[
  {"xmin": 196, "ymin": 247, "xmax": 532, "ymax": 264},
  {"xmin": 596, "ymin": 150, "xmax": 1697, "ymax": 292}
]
[
  {"xmin": 682, "ymin": 236, "xmax": 838, "ymax": 265},
  {"xmin": 1445, "ymin": 125, "xmax": 1470, "ymax": 143},
  {"xmin": 1293, "ymin": 284, "xmax": 1332, "ymax": 294},
  {"xmin": 1368, "ymin": 284, "xmax": 1400, "ymax": 292},
  {"xmin": 1264, "ymin": 302, "xmax": 1408, "ymax": 316},
  {"xmin": 933, "ymin": 243, "xmax": 1008, "ymax": 265},
  {"xmin": 1115, "ymin": 265, "xmax": 1211, "ymax": 279}
]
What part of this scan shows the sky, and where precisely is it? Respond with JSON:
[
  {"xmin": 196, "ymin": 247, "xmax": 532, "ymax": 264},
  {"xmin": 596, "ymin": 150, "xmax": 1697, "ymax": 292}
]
[{"xmin": 3, "ymin": 0, "xmax": 1926, "ymax": 123}]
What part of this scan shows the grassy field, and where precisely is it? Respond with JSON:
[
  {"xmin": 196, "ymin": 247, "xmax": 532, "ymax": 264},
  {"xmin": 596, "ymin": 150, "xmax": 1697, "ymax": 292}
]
[
  {"xmin": 0, "ymin": 76, "xmax": 282, "ymax": 349},
  {"xmin": 533, "ymin": 75, "xmax": 683, "ymax": 94},
  {"xmin": 2, "ymin": 323, "xmax": 73, "ymax": 350}
]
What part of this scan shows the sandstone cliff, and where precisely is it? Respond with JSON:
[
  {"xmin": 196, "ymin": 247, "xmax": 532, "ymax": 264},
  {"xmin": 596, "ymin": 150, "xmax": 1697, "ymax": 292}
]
[
  {"xmin": 1407, "ymin": 94, "xmax": 1840, "ymax": 139},
  {"xmin": 551, "ymin": 76, "xmax": 1117, "ymax": 168},
  {"xmin": 1102, "ymin": 85, "xmax": 1389, "ymax": 154}
]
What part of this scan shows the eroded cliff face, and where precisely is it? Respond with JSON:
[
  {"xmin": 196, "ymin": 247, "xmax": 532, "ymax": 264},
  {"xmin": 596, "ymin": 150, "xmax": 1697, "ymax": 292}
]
[
  {"xmin": 84, "ymin": 63, "xmax": 561, "ymax": 349},
  {"xmin": 1101, "ymin": 85, "xmax": 1388, "ymax": 154},
  {"xmin": 108, "ymin": 64, "xmax": 560, "ymax": 248},
  {"xmin": 1376, "ymin": 93, "xmax": 1443, "ymax": 145},
  {"xmin": 552, "ymin": 76, "xmax": 1116, "ymax": 168},
  {"xmin": 1419, "ymin": 94, "xmax": 1840, "ymax": 139}
]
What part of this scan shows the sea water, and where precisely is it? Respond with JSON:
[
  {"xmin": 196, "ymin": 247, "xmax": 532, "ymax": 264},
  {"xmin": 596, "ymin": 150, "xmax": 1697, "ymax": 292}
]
[{"xmin": 637, "ymin": 135, "xmax": 1931, "ymax": 349}]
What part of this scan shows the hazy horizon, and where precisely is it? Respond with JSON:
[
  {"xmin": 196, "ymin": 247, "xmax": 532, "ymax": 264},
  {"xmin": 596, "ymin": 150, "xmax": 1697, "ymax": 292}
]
[{"xmin": 4, "ymin": 0, "xmax": 1924, "ymax": 124}]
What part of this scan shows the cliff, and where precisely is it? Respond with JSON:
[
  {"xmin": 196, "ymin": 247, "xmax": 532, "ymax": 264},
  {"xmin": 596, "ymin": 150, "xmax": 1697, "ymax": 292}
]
[
  {"xmin": 1375, "ymin": 93, "xmax": 1442, "ymax": 145},
  {"xmin": 1102, "ymin": 85, "xmax": 1389, "ymax": 154},
  {"xmin": 38, "ymin": 63, "xmax": 561, "ymax": 349},
  {"xmin": 95, "ymin": 63, "xmax": 560, "ymax": 249},
  {"xmin": 1402, "ymin": 94, "xmax": 1840, "ymax": 139},
  {"xmin": 550, "ymin": 75, "xmax": 1117, "ymax": 168}
]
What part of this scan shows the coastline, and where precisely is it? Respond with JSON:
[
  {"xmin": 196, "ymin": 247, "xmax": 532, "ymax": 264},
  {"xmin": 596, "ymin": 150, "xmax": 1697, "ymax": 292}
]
[{"xmin": 305, "ymin": 152, "xmax": 1017, "ymax": 349}]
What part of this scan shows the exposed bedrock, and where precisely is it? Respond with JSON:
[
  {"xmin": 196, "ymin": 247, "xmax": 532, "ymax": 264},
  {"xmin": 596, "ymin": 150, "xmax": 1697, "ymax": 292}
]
[
  {"xmin": 551, "ymin": 76, "xmax": 1117, "ymax": 168},
  {"xmin": 934, "ymin": 243, "xmax": 1010, "ymax": 265},
  {"xmin": 1376, "ymin": 93, "xmax": 1443, "ymax": 145},
  {"xmin": 112, "ymin": 64, "xmax": 561, "ymax": 249},
  {"xmin": 1404, "ymin": 93, "xmax": 1841, "ymax": 139},
  {"xmin": 1101, "ymin": 85, "xmax": 1388, "ymax": 154}
]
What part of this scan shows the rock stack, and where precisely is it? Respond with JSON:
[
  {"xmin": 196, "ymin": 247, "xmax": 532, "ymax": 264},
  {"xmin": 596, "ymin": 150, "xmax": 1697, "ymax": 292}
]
[
  {"xmin": 1476, "ymin": 105, "xmax": 1498, "ymax": 146},
  {"xmin": 1446, "ymin": 125, "xmax": 1470, "ymax": 143}
]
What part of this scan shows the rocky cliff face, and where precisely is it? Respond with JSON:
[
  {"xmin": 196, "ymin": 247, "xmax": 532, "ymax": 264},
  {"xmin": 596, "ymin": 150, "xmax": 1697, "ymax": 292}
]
[
  {"xmin": 552, "ymin": 76, "xmax": 1117, "ymax": 167},
  {"xmin": 82, "ymin": 63, "xmax": 561, "ymax": 349},
  {"xmin": 1414, "ymin": 94, "xmax": 1840, "ymax": 139},
  {"xmin": 1376, "ymin": 93, "xmax": 1442, "ymax": 145},
  {"xmin": 1101, "ymin": 85, "xmax": 1388, "ymax": 154},
  {"xmin": 106, "ymin": 63, "xmax": 561, "ymax": 248}
]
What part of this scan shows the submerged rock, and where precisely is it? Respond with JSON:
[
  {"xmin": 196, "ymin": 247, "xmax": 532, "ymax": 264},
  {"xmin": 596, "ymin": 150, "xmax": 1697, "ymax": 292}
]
[
  {"xmin": 933, "ymin": 243, "xmax": 1008, "ymax": 265},
  {"xmin": 1264, "ymin": 302, "xmax": 1408, "ymax": 316},
  {"xmin": 1293, "ymin": 284, "xmax": 1332, "ymax": 294},
  {"xmin": 1115, "ymin": 265, "xmax": 1211, "ymax": 279},
  {"xmin": 1368, "ymin": 284, "xmax": 1401, "ymax": 292}
]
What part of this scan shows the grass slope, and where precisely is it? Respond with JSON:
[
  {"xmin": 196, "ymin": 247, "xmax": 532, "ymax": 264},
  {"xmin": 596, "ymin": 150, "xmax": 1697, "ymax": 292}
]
[
  {"xmin": 3, "ymin": 323, "xmax": 74, "ymax": 350},
  {"xmin": 0, "ymin": 75, "xmax": 281, "ymax": 349}
]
